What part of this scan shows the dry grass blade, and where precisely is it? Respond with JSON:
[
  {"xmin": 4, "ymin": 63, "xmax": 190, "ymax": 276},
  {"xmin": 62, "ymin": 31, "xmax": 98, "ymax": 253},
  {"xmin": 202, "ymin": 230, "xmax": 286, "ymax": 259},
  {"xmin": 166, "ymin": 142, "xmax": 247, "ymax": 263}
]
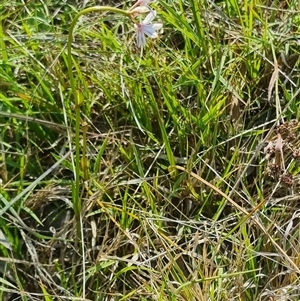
[
  {"xmin": 275, "ymin": 132, "xmax": 284, "ymax": 171},
  {"xmin": 268, "ymin": 59, "xmax": 279, "ymax": 103}
]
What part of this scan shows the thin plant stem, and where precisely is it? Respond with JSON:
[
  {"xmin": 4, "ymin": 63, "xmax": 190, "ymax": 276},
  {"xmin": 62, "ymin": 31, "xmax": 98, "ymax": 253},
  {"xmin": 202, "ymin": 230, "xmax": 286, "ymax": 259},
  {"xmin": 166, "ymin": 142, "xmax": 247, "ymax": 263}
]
[
  {"xmin": 67, "ymin": 6, "xmax": 131, "ymax": 226},
  {"xmin": 67, "ymin": 7, "xmax": 131, "ymax": 299}
]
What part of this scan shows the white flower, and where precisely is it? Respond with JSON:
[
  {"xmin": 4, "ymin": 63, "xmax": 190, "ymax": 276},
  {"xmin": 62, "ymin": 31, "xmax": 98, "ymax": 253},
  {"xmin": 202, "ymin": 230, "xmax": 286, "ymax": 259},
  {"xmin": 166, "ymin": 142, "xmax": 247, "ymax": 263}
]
[{"xmin": 134, "ymin": 10, "xmax": 163, "ymax": 48}]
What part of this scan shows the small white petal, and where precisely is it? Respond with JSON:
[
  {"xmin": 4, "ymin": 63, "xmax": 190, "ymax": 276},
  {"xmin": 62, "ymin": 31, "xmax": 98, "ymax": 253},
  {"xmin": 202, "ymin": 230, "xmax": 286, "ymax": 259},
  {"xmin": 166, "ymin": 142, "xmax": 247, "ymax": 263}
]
[
  {"xmin": 152, "ymin": 23, "xmax": 163, "ymax": 31},
  {"xmin": 142, "ymin": 10, "xmax": 157, "ymax": 24},
  {"xmin": 136, "ymin": 31, "xmax": 146, "ymax": 47},
  {"xmin": 142, "ymin": 25, "xmax": 157, "ymax": 38},
  {"xmin": 146, "ymin": 31, "xmax": 158, "ymax": 39},
  {"xmin": 140, "ymin": 34, "xmax": 146, "ymax": 47}
]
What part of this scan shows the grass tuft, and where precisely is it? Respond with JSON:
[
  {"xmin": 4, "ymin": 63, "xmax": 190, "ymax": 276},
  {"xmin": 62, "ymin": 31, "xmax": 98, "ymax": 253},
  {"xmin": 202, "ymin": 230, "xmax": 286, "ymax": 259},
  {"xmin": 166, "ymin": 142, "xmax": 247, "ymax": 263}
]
[{"xmin": 1, "ymin": 0, "xmax": 300, "ymax": 300}]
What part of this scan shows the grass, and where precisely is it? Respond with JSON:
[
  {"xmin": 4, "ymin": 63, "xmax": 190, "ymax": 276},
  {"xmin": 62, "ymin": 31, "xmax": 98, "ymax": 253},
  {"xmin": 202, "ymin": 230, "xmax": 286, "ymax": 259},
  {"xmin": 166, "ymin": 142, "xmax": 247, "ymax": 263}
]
[{"xmin": 1, "ymin": 0, "xmax": 300, "ymax": 300}]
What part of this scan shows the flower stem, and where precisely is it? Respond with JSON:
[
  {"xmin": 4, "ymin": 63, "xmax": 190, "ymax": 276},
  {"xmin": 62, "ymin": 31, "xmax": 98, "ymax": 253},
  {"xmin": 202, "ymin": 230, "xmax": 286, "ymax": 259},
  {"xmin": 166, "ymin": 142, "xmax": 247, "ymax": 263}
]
[{"xmin": 67, "ymin": 6, "xmax": 131, "ymax": 231}]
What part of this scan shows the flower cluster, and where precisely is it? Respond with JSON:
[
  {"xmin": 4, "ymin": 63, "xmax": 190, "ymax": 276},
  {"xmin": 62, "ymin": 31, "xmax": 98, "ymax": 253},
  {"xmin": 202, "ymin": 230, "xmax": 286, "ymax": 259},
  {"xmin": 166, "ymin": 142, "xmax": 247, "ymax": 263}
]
[{"xmin": 129, "ymin": 0, "xmax": 162, "ymax": 48}]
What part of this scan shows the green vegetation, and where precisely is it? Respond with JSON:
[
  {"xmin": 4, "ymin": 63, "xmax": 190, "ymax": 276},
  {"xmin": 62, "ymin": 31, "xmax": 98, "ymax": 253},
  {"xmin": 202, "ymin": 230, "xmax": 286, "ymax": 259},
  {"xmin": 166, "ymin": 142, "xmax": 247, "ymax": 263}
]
[{"xmin": 1, "ymin": 0, "xmax": 300, "ymax": 300}]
